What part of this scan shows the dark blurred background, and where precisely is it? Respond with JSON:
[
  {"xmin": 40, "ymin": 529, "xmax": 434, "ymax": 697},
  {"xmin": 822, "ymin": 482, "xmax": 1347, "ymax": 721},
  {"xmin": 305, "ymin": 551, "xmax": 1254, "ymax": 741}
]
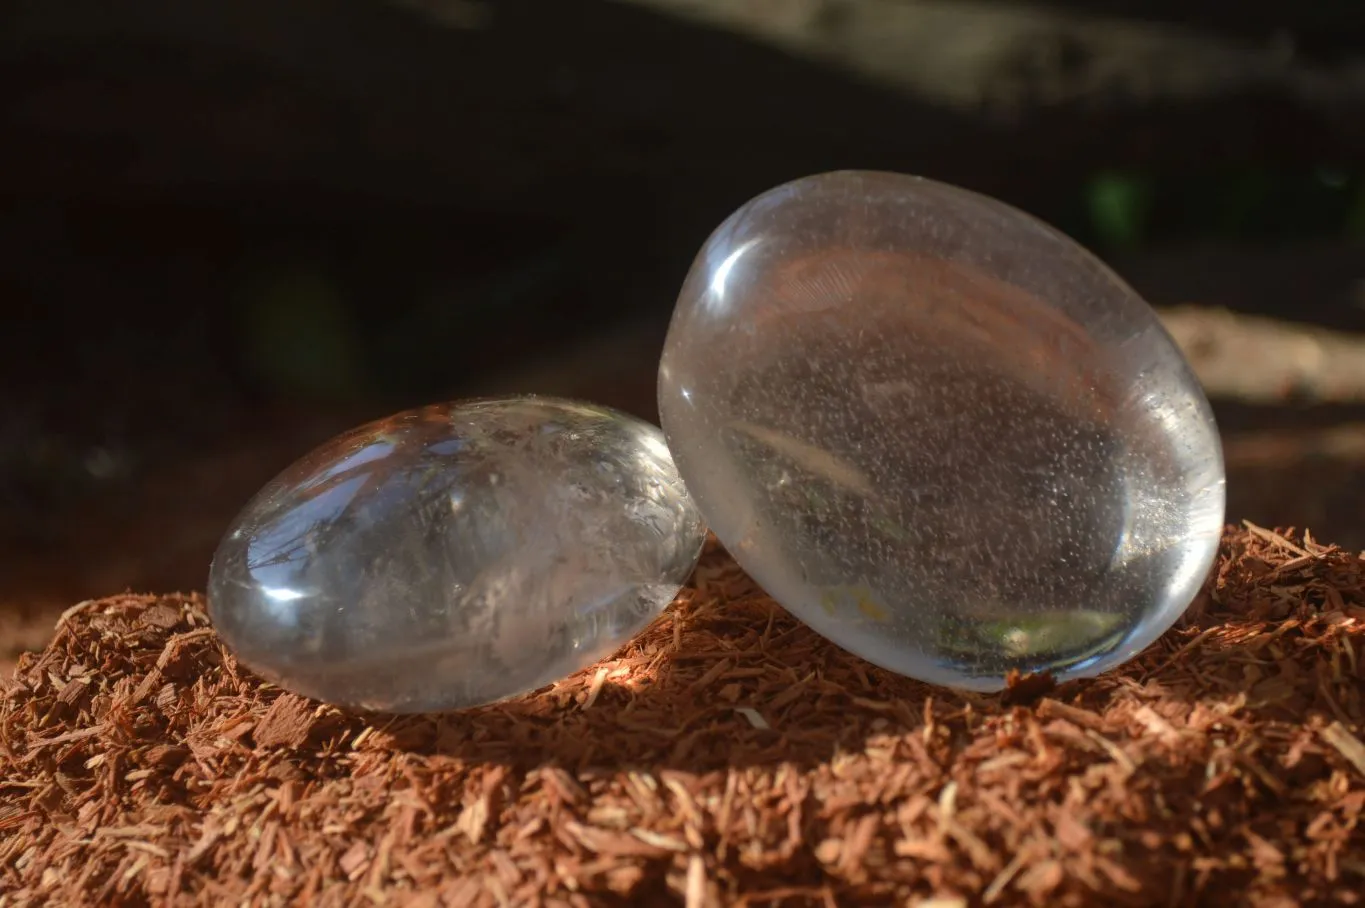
[{"xmin": 2, "ymin": 0, "xmax": 1364, "ymax": 665}]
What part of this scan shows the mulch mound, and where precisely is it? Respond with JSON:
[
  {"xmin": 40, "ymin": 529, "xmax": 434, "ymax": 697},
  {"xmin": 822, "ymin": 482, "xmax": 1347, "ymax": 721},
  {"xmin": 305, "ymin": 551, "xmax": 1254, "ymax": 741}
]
[{"xmin": 2, "ymin": 527, "xmax": 1363, "ymax": 907}]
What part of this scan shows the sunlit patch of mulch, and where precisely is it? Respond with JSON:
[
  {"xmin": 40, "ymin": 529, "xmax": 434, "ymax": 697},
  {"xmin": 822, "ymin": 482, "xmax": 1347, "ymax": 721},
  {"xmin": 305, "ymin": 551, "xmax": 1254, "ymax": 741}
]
[{"xmin": 2, "ymin": 527, "xmax": 1363, "ymax": 907}]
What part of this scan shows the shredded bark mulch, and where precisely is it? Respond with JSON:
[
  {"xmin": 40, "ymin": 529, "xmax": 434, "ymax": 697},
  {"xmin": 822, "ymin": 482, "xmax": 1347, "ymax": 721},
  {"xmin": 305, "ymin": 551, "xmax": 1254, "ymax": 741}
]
[{"xmin": 2, "ymin": 526, "xmax": 1363, "ymax": 906}]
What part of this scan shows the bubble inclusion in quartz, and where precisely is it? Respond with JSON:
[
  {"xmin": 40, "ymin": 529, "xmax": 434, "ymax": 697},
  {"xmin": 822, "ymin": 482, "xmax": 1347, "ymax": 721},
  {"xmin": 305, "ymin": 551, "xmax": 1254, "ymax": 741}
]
[
  {"xmin": 658, "ymin": 170, "xmax": 1226, "ymax": 691},
  {"xmin": 208, "ymin": 397, "xmax": 706, "ymax": 713}
]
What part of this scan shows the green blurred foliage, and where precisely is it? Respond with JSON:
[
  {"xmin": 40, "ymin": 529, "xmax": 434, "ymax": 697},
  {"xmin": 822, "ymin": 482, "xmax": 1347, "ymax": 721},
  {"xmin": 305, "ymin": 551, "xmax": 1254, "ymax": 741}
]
[
  {"xmin": 237, "ymin": 267, "xmax": 367, "ymax": 399},
  {"xmin": 369, "ymin": 235, "xmax": 580, "ymax": 395},
  {"xmin": 1085, "ymin": 171, "xmax": 1154, "ymax": 251},
  {"xmin": 1209, "ymin": 168, "xmax": 1274, "ymax": 237},
  {"xmin": 1348, "ymin": 179, "xmax": 1365, "ymax": 238},
  {"xmin": 1080, "ymin": 166, "xmax": 1363, "ymax": 251}
]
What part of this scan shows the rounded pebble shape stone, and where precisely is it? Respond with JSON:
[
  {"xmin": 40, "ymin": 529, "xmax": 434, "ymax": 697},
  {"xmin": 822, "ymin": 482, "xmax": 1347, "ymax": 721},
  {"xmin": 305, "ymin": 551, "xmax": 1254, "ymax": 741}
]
[
  {"xmin": 208, "ymin": 396, "xmax": 706, "ymax": 713},
  {"xmin": 658, "ymin": 170, "xmax": 1225, "ymax": 691}
]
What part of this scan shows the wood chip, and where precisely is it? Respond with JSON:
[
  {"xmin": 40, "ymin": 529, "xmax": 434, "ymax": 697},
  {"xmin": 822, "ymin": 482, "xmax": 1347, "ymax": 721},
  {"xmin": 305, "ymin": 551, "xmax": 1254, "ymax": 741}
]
[
  {"xmin": 254, "ymin": 695, "xmax": 318, "ymax": 749},
  {"xmin": 1321, "ymin": 721, "xmax": 1365, "ymax": 778},
  {"xmin": 581, "ymin": 667, "xmax": 609, "ymax": 710},
  {"xmin": 734, "ymin": 707, "xmax": 769, "ymax": 730},
  {"xmin": 1036, "ymin": 697, "xmax": 1106, "ymax": 731},
  {"xmin": 685, "ymin": 854, "xmax": 707, "ymax": 908}
]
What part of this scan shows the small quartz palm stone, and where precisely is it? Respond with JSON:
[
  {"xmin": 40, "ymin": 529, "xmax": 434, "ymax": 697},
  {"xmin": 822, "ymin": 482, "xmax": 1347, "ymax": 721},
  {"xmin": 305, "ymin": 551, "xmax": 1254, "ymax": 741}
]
[{"xmin": 208, "ymin": 396, "xmax": 706, "ymax": 713}]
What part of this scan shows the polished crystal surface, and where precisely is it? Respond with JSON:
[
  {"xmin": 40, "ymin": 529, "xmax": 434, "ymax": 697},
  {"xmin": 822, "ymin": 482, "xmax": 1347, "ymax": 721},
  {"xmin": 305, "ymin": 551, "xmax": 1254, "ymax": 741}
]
[
  {"xmin": 658, "ymin": 170, "xmax": 1225, "ymax": 691},
  {"xmin": 208, "ymin": 397, "xmax": 706, "ymax": 713}
]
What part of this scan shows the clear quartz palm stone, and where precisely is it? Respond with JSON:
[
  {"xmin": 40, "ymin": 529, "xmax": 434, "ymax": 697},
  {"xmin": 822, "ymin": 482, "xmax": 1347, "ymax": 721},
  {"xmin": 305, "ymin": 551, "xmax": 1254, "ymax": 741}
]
[
  {"xmin": 207, "ymin": 397, "xmax": 706, "ymax": 713},
  {"xmin": 658, "ymin": 170, "xmax": 1225, "ymax": 691}
]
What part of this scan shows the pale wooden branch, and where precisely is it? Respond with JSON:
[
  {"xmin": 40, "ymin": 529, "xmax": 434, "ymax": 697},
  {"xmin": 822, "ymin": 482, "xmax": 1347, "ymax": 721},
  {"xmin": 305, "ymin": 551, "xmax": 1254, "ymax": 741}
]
[
  {"xmin": 612, "ymin": 0, "xmax": 1365, "ymax": 120},
  {"xmin": 1159, "ymin": 306, "xmax": 1365, "ymax": 405}
]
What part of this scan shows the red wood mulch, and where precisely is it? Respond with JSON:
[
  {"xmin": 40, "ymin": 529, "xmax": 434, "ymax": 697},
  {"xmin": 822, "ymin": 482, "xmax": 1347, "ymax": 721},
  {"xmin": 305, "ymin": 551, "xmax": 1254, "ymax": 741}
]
[{"xmin": 2, "ymin": 526, "xmax": 1363, "ymax": 906}]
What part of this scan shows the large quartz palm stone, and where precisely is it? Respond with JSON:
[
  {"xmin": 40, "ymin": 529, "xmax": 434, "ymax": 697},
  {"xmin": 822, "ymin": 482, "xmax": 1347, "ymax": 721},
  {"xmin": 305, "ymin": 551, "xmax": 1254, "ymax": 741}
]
[{"xmin": 658, "ymin": 170, "xmax": 1225, "ymax": 690}]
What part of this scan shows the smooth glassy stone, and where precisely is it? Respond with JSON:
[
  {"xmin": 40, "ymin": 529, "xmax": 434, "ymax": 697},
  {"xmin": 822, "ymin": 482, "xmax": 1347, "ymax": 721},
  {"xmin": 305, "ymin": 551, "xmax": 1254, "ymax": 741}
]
[
  {"xmin": 208, "ymin": 397, "xmax": 706, "ymax": 713},
  {"xmin": 659, "ymin": 170, "xmax": 1225, "ymax": 691}
]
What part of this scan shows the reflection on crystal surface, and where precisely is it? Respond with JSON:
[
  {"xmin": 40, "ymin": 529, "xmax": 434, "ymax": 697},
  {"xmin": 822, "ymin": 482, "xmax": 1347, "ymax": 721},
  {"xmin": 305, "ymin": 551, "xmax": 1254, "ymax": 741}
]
[
  {"xmin": 658, "ymin": 170, "xmax": 1225, "ymax": 690},
  {"xmin": 208, "ymin": 397, "xmax": 706, "ymax": 713}
]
